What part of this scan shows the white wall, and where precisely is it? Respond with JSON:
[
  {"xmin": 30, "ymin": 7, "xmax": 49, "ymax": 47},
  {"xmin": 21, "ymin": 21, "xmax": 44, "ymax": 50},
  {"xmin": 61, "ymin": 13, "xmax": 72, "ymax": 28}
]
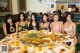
[
  {"xmin": 26, "ymin": 0, "xmax": 30, "ymax": 12},
  {"xmin": 28, "ymin": 0, "xmax": 56, "ymax": 13}
]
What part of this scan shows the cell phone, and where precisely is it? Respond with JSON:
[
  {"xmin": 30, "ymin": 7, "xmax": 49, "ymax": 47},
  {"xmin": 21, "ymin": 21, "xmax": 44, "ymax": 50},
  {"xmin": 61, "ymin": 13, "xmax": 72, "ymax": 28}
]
[{"xmin": 1, "ymin": 45, "xmax": 8, "ymax": 53}]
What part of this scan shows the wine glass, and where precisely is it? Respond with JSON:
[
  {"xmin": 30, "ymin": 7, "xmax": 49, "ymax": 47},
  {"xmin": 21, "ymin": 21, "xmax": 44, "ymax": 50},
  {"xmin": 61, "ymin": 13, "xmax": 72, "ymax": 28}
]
[
  {"xmin": 24, "ymin": 45, "xmax": 28, "ymax": 51},
  {"xmin": 38, "ymin": 44, "xmax": 42, "ymax": 51}
]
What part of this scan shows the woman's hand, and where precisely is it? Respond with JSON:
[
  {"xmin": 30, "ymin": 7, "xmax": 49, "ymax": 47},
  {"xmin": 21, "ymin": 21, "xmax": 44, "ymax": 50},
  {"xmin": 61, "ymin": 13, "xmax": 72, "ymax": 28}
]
[
  {"xmin": 19, "ymin": 27, "xmax": 22, "ymax": 31},
  {"xmin": 34, "ymin": 27, "xmax": 37, "ymax": 30},
  {"xmin": 70, "ymin": 35, "xmax": 75, "ymax": 39}
]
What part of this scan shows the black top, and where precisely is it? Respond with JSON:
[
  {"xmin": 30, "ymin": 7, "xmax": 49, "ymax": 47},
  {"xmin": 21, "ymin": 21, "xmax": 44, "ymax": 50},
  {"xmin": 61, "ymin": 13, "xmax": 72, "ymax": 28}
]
[
  {"xmin": 6, "ymin": 23, "xmax": 16, "ymax": 34},
  {"xmin": 28, "ymin": 22, "xmax": 40, "ymax": 30},
  {"xmin": 40, "ymin": 22, "xmax": 50, "ymax": 30}
]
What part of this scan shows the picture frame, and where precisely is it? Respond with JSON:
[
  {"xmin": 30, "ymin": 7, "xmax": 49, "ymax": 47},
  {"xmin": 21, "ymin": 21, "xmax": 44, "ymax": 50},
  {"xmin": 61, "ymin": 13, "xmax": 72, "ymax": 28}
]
[
  {"xmin": 51, "ymin": 4, "xmax": 54, "ymax": 8},
  {"xmin": 0, "ymin": 0, "xmax": 10, "ymax": 12}
]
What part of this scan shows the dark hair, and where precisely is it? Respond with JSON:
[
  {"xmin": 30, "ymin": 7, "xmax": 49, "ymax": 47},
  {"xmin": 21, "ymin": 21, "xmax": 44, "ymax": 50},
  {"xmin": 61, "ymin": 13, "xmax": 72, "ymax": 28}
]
[
  {"xmin": 53, "ymin": 11, "xmax": 58, "ymax": 14},
  {"xmin": 66, "ymin": 12, "xmax": 74, "ymax": 19},
  {"xmin": 4, "ymin": 14, "xmax": 14, "ymax": 24},
  {"xmin": 31, "ymin": 12, "xmax": 37, "ymax": 19},
  {"xmin": 42, "ymin": 13, "xmax": 49, "ymax": 22},
  {"xmin": 39, "ymin": 12, "xmax": 43, "ymax": 15},
  {"xmin": 30, "ymin": 13, "xmax": 37, "ymax": 24},
  {"xmin": 53, "ymin": 13, "xmax": 60, "ymax": 18},
  {"xmin": 61, "ymin": 5, "xmax": 64, "ymax": 9},
  {"xmin": 18, "ymin": 12, "xmax": 26, "ymax": 22},
  {"xmin": 43, "ymin": 13, "xmax": 48, "ymax": 17}
]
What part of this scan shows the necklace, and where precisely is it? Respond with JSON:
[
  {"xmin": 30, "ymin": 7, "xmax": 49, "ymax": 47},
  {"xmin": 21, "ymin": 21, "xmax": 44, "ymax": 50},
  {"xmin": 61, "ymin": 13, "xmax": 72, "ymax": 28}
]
[{"xmin": 10, "ymin": 26, "xmax": 15, "ymax": 32}]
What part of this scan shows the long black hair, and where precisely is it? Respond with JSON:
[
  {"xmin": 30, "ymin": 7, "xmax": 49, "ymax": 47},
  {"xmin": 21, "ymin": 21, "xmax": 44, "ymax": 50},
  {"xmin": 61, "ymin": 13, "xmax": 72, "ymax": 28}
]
[
  {"xmin": 29, "ymin": 13, "xmax": 39, "ymax": 30},
  {"xmin": 66, "ymin": 12, "xmax": 74, "ymax": 19},
  {"xmin": 4, "ymin": 14, "xmax": 14, "ymax": 24},
  {"xmin": 42, "ymin": 13, "xmax": 49, "ymax": 23},
  {"xmin": 30, "ymin": 13, "xmax": 37, "ymax": 24},
  {"xmin": 18, "ymin": 12, "xmax": 26, "ymax": 22}
]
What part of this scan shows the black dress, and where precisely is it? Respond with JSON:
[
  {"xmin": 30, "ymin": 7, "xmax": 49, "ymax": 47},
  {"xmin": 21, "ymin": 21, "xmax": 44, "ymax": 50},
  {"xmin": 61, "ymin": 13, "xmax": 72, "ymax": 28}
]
[
  {"xmin": 40, "ymin": 22, "xmax": 50, "ymax": 30},
  {"xmin": 28, "ymin": 22, "xmax": 40, "ymax": 30},
  {"xmin": 6, "ymin": 23, "xmax": 16, "ymax": 34}
]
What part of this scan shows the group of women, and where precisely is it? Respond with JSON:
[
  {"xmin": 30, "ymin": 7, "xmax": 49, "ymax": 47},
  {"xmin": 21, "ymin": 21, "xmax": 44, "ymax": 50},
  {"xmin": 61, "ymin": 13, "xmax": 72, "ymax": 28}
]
[{"xmin": 2, "ymin": 12, "xmax": 77, "ymax": 45}]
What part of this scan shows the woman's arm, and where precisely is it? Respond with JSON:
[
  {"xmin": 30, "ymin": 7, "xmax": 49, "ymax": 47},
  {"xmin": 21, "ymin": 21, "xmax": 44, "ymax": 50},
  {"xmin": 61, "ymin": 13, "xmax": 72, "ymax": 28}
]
[
  {"xmin": 15, "ymin": 22, "xmax": 19, "ymax": 33},
  {"xmin": 40, "ymin": 23, "xmax": 43, "ymax": 29},
  {"xmin": 61, "ymin": 22, "xmax": 64, "ymax": 33},
  {"xmin": 62, "ymin": 22, "xmax": 67, "ymax": 34},
  {"xmin": 2, "ymin": 23, "xmax": 8, "ymax": 36},
  {"xmin": 24, "ymin": 20, "xmax": 28, "ymax": 30},
  {"xmin": 50, "ymin": 23, "xmax": 53, "ymax": 31},
  {"xmin": 72, "ymin": 23, "xmax": 76, "ymax": 37},
  {"xmin": 35, "ymin": 22, "xmax": 40, "ymax": 30}
]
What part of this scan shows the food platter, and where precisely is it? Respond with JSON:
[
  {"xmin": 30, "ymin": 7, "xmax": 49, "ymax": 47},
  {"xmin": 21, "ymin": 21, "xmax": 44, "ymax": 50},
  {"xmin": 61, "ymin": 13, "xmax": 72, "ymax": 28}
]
[{"xmin": 20, "ymin": 30, "xmax": 70, "ymax": 47}]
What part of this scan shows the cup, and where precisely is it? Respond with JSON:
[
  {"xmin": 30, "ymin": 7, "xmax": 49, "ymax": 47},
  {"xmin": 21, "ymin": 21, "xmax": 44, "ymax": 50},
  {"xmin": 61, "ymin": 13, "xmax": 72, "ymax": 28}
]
[
  {"xmin": 16, "ymin": 41, "xmax": 20, "ymax": 46},
  {"xmin": 49, "ymin": 43, "xmax": 53, "ymax": 49},
  {"xmin": 38, "ymin": 44, "xmax": 42, "ymax": 51},
  {"xmin": 24, "ymin": 45, "xmax": 28, "ymax": 51}
]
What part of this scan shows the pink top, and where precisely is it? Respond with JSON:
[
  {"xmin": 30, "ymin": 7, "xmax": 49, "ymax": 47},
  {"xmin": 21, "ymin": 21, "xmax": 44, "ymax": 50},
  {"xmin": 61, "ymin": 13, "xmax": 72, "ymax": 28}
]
[
  {"xmin": 64, "ymin": 24, "xmax": 74, "ymax": 36},
  {"xmin": 50, "ymin": 24, "xmax": 61, "ymax": 33}
]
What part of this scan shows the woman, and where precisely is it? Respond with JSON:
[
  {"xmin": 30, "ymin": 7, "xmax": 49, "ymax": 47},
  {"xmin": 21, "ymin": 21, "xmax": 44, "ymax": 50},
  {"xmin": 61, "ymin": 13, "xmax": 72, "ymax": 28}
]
[
  {"xmin": 16, "ymin": 12, "xmax": 28, "ymax": 32},
  {"xmin": 28, "ymin": 13, "xmax": 39, "ymax": 30},
  {"xmin": 3, "ymin": 14, "xmax": 16, "ymax": 36},
  {"xmin": 50, "ymin": 13, "xmax": 63, "ymax": 33},
  {"xmin": 62, "ymin": 13, "xmax": 77, "ymax": 45},
  {"xmin": 40, "ymin": 13, "xmax": 49, "ymax": 30}
]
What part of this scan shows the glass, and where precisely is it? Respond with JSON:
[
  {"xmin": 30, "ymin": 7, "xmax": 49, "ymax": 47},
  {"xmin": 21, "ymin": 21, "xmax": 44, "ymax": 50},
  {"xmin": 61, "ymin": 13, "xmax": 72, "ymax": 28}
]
[
  {"xmin": 11, "ymin": 41, "xmax": 15, "ymax": 44},
  {"xmin": 49, "ymin": 43, "xmax": 53, "ymax": 48},
  {"xmin": 25, "ymin": 30, "xmax": 28, "ymax": 34},
  {"xmin": 38, "ymin": 44, "xmax": 42, "ymax": 51},
  {"xmin": 24, "ymin": 45, "xmax": 28, "ymax": 51},
  {"xmin": 16, "ymin": 41, "xmax": 20, "ymax": 46},
  {"xmin": 28, "ymin": 47, "xmax": 34, "ymax": 53},
  {"xmin": 51, "ymin": 32, "xmax": 55, "ymax": 36}
]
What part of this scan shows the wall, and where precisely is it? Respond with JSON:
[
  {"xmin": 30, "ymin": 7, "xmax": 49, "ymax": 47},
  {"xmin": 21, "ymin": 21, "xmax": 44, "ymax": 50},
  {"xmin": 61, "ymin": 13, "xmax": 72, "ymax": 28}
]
[
  {"xmin": 26, "ymin": 0, "xmax": 30, "ymax": 12},
  {"xmin": 29, "ymin": 0, "xmax": 56, "ymax": 13},
  {"xmin": 1, "ymin": 0, "xmax": 79, "ymax": 16},
  {"xmin": 12, "ymin": 0, "xmax": 18, "ymax": 14}
]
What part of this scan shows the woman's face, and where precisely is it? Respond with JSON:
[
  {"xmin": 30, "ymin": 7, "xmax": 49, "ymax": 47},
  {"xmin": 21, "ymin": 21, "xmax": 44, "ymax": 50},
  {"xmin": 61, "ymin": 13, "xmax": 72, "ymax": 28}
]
[
  {"xmin": 7, "ymin": 17, "xmax": 12, "ymax": 23},
  {"xmin": 67, "ymin": 15, "xmax": 71, "ymax": 21},
  {"xmin": 43, "ymin": 15, "xmax": 47, "ymax": 22},
  {"xmin": 20, "ymin": 14, "xmax": 24, "ymax": 21},
  {"xmin": 32, "ymin": 15, "xmax": 35, "ymax": 20},
  {"xmin": 53, "ymin": 15, "xmax": 59, "ymax": 21}
]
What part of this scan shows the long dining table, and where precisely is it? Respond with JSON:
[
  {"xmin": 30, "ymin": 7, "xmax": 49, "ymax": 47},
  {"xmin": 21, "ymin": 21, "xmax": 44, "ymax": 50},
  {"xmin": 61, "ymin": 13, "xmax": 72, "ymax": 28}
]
[{"xmin": 0, "ymin": 30, "xmax": 76, "ymax": 53}]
